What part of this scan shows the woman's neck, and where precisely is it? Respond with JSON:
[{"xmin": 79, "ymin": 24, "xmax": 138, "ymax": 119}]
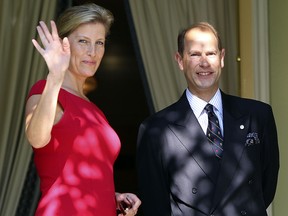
[{"xmin": 62, "ymin": 75, "xmax": 89, "ymax": 101}]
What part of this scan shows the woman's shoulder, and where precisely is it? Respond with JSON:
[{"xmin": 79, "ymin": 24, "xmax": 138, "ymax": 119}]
[{"xmin": 27, "ymin": 79, "xmax": 47, "ymax": 98}]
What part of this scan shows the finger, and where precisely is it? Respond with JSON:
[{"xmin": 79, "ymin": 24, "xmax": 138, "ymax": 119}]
[
  {"xmin": 126, "ymin": 195, "xmax": 132, "ymax": 203},
  {"xmin": 134, "ymin": 200, "xmax": 141, "ymax": 208},
  {"xmin": 50, "ymin": 20, "xmax": 59, "ymax": 41},
  {"xmin": 62, "ymin": 37, "xmax": 70, "ymax": 53},
  {"xmin": 117, "ymin": 193, "xmax": 126, "ymax": 202},
  {"xmin": 131, "ymin": 200, "xmax": 141, "ymax": 212},
  {"xmin": 127, "ymin": 195, "xmax": 141, "ymax": 209},
  {"xmin": 126, "ymin": 209, "xmax": 136, "ymax": 216},
  {"xmin": 36, "ymin": 25, "xmax": 49, "ymax": 47},
  {"xmin": 32, "ymin": 39, "xmax": 44, "ymax": 56},
  {"xmin": 39, "ymin": 21, "xmax": 53, "ymax": 43}
]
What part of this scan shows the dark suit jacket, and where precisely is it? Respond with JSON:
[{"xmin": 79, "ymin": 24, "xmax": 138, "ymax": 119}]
[{"xmin": 137, "ymin": 91, "xmax": 279, "ymax": 216}]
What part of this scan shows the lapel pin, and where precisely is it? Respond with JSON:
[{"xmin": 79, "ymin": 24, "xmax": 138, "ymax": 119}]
[{"xmin": 240, "ymin": 125, "xmax": 244, "ymax": 130}]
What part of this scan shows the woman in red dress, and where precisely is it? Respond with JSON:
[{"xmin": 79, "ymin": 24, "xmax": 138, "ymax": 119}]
[{"xmin": 25, "ymin": 3, "xmax": 141, "ymax": 216}]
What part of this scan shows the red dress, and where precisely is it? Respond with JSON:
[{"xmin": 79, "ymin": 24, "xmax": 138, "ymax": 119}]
[{"xmin": 28, "ymin": 80, "xmax": 121, "ymax": 216}]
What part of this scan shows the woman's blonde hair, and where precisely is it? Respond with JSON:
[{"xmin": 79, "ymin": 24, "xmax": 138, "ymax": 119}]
[{"xmin": 57, "ymin": 3, "xmax": 114, "ymax": 38}]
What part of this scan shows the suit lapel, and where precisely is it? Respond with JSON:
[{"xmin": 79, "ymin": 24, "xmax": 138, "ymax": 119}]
[
  {"xmin": 168, "ymin": 94, "xmax": 221, "ymax": 183},
  {"xmin": 211, "ymin": 93, "xmax": 251, "ymax": 211}
]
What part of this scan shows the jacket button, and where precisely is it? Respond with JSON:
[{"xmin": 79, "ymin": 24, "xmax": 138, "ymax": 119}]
[
  {"xmin": 241, "ymin": 210, "xmax": 247, "ymax": 215},
  {"xmin": 192, "ymin": 188, "xmax": 197, "ymax": 194}
]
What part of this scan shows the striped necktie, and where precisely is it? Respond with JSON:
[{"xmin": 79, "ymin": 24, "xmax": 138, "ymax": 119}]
[{"xmin": 204, "ymin": 104, "xmax": 223, "ymax": 159}]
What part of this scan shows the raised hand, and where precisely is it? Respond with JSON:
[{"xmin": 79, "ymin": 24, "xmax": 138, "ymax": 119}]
[{"xmin": 32, "ymin": 20, "xmax": 70, "ymax": 83}]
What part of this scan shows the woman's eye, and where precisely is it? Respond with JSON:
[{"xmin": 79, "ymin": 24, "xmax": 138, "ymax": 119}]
[
  {"xmin": 96, "ymin": 41, "xmax": 105, "ymax": 46},
  {"xmin": 79, "ymin": 39, "xmax": 88, "ymax": 44}
]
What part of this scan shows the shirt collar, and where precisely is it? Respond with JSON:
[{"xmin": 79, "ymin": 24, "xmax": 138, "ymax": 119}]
[
  {"xmin": 209, "ymin": 89, "xmax": 223, "ymax": 116},
  {"xmin": 186, "ymin": 88, "xmax": 223, "ymax": 118}
]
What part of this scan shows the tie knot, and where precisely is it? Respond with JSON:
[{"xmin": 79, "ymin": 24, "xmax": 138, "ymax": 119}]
[{"xmin": 204, "ymin": 104, "xmax": 214, "ymax": 114}]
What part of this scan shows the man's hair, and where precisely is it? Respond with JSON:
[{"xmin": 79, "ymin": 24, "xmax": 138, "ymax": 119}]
[{"xmin": 177, "ymin": 22, "xmax": 222, "ymax": 56}]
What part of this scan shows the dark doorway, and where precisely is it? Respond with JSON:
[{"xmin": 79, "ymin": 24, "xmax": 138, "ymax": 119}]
[{"xmin": 73, "ymin": 0, "xmax": 150, "ymax": 204}]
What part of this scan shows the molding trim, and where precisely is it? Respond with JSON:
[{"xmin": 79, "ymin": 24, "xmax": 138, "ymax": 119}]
[
  {"xmin": 253, "ymin": 0, "xmax": 270, "ymax": 103},
  {"xmin": 252, "ymin": 0, "xmax": 273, "ymax": 215}
]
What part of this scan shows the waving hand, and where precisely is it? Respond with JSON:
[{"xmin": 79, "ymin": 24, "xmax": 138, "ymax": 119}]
[{"xmin": 32, "ymin": 20, "xmax": 70, "ymax": 83}]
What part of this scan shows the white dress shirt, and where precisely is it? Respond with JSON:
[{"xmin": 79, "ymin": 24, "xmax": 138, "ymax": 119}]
[{"xmin": 185, "ymin": 88, "xmax": 224, "ymax": 136}]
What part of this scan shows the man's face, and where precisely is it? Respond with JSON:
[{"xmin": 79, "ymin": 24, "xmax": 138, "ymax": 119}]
[{"xmin": 176, "ymin": 28, "xmax": 225, "ymax": 100}]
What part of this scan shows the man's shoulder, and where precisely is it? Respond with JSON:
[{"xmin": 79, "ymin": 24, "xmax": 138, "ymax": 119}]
[
  {"xmin": 222, "ymin": 93, "xmax": 272, "ymax": 112},
  {"xmin": 143, "ymin": 102, "xmax": 180, "ymax": 123},
  {"xmin": 141, "ymin": 95, "xmax": 189, "ymax": 126}
]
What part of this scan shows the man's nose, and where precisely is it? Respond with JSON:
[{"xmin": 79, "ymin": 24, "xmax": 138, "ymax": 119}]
[{"xmin": 199, "ymin": 54, "xmax": 209, "ymax": 67}]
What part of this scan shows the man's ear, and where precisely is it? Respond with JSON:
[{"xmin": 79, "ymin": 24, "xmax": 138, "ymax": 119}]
[
  {"xmin": 175, "ymin": 52, "xmax": 184, "ymax": 70},
  {"xmin": 220, "ymin": 48, "xmax": 225, "ymax": 68}
]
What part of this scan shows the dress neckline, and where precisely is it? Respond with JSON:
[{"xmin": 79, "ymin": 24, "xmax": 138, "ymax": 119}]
[{"xmin": 61, "ymin": 87, "xmax": 92, "ymax": 104}]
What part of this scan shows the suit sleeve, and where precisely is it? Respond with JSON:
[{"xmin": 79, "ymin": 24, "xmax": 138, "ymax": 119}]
[
  {"xmin": 261, "ymin": 106, "xmax": 279, "ymax": 208},
  {"xmin": 137, "ymin": 122, "xmax": 171, "ymax": 216}
]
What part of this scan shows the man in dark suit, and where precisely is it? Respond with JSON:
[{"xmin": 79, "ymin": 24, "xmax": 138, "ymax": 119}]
[{"xmin": 136, "ymin": 22, "xmax": 279, "ymax": 216}]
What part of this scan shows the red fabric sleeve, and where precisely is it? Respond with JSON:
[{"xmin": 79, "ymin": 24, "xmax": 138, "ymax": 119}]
[{"xmin": 27, "ymin": 80, "xmax": 46, "ymax": 99}]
